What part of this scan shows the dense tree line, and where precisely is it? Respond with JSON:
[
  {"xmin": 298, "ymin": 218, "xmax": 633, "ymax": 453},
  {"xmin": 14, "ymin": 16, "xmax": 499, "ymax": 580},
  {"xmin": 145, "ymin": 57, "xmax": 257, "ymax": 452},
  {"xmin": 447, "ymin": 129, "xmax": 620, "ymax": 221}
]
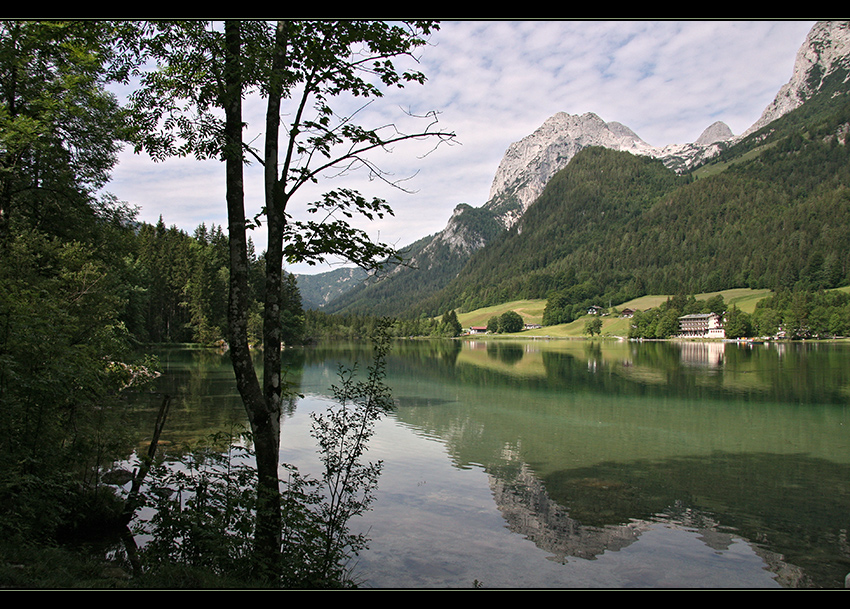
[
  {"xmin": 487, "ymin": 310, "xmax": 524, "ymax": 334},
  {"xmin": 123, "ymin": 217, "xmax": 305, "ymax": 348},
  {"xmin": 0, "ymin": 21, "xmax": 147, "ymax": 552},
  {"xmin": 748, "ymin": 289, "xmax": 850, "ymax": 339},
  {"xmin": 625, "ymin": 289, "xmax": 850, "ymax": 340},
  {"xmin": 304, "ymin": 308, "xmax": 465, "ymax": 341}
]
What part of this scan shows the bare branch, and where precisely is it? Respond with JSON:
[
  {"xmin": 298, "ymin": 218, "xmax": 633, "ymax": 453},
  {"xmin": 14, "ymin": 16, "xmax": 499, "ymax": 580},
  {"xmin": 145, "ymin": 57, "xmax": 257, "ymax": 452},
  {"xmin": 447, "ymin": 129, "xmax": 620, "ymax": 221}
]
[{"xmin": 288, "ymin": 113, "xmax": 456, "ymax": 198}]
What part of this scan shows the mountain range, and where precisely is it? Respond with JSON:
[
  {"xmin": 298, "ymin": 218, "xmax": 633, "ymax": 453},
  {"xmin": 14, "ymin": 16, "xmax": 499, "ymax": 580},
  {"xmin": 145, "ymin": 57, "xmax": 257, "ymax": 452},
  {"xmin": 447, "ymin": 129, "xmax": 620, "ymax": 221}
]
[{"xmin": 300, "ymin": 20, "xmax": 850, "ymax": 319}]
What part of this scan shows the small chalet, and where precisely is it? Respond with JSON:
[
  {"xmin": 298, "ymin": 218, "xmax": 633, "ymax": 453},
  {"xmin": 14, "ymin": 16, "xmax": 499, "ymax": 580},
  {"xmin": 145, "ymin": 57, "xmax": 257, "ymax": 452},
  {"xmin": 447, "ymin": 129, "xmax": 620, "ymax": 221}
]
[
  {"xmin": 588, "ymin": 305, "xmax": 604, "ymax": 315},
  {"xmin": 469, "ymin": 326, "xmax": 488, "ymax": 335},
  {"xmin": 620, "ymin": 308, "xmax": 635, "ymax": 318},
  {"xmin": 678, "ymin": 312, "xmax": 725, "ymax": 339}
]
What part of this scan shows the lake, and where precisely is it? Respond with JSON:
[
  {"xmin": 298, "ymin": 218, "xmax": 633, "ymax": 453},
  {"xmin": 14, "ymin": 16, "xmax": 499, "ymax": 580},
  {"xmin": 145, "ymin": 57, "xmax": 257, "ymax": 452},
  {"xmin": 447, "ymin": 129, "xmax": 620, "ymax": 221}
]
[{"xmin": 134, "ymin": 338, "xmax": 850, "ymax": 589}]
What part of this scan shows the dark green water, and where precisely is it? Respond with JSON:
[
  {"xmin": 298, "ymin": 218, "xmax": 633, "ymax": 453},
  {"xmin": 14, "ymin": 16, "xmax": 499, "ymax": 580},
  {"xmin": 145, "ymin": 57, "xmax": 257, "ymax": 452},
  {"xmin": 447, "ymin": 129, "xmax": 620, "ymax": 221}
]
[{"xmin": 136, "ymin": 339, "xmax": 850, "ymax": 588}]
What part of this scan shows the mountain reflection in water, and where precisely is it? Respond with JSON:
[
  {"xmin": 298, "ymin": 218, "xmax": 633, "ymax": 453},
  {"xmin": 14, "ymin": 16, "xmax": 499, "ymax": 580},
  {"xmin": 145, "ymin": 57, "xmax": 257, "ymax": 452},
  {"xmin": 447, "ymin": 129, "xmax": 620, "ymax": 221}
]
[
  {"xmin": 138, "ymin": 339, "xmax": 850, "ymax": 588},
  {"xmin": 376, "ymin": 339, "xmax": 850, "ymax": 588}
]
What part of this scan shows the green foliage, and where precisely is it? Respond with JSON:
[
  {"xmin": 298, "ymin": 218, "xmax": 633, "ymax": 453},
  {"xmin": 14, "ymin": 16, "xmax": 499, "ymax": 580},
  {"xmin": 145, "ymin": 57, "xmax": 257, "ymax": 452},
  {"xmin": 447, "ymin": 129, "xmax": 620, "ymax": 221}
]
[
  {"xmin": 0, "ymin": 20, "xmax": 162, "ymax": 551},
  {"xmin": 0, "ymin": 21, "xmax": 131, "ymax": 242},
  {"xmin": 439, "ymin": 309, "xmax": 463, "ymax": 337},
  {"xmin": 304, "ymin": 309, "xmax": 390, "ymax": 341},
  {"xmin": 621, "ymin": 291, "xmax": 797, "ymax": 341},
  {"xmin": 498, "ymin": 310, "xmax": 524, "ymax": 333},
  {"xmin": 0, "ymin": 538, "xmax": 143, "ymax": 588},
  {"xmin": 0, "ymin": 229, "xmax": 155, "ymax": 543},
  {"xmin": 584, "ymin": 316, "xmax": 603, "ymax": 337},
  {"xmin": 136, "ymin": 326, "xmax": 396, "ymax": 588},
  {"xmin": 543, "ymin": 277, "xmax": 609, "ymax": 326},
  {"xmin": 752, "ymin": 288, "xmax": 850, "ymax": 338},
  {"xmin": 137, "ymin": 428, "xmax": 345, "ymax": 588},
  {"xmin": 723, "ymin": 305, "xmax": 753, "ymax": 339},
  {"xmin": 136, "ymin": 433, "xmax": 260, "ymax": 580},
  {"xmin": 118, "ymin": 217, "xmax": 305, "ymax": 347},
  {"xmin": 283, "ymin": 189, "xmax": 403, "ymax": 272},
  {"xmin": 303, "ymin": 308, "xmax": 486, "ymax": 340}
]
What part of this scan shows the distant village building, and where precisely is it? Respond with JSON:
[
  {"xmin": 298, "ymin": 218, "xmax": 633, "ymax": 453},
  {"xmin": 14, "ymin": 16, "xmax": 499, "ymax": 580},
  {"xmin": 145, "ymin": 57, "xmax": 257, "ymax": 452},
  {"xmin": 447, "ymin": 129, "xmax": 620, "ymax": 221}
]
[
  {"xmin": 678, "ymin": 312, "xmax": 725, "ymax": 339},
  {"xmin": 588, "ymin": 305, "xmax": 604, "ymax": 315},
  {"xmin": 620, "ymin": 308, "xmax": 635, "ymax": 318},
  {"xmin": 469, "ymin": 326, "xmax": 488, "ymax": 335}
]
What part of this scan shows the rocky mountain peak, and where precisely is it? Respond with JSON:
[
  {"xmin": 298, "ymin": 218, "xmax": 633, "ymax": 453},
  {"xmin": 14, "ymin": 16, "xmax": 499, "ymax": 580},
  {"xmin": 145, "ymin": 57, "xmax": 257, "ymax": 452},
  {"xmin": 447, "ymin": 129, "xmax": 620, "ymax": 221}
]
[
  {"xmin": 484, "ymin": 112, "xmax": 657, "ymax": 227},
  {"xmin": 695, "ymin": 121, "xmax": 735, "ymax": 146},
  {"xmin": 438, "ymin": 204, "xmax": 483, "ymax": 249},
  {"xmin": 485, "ymin": 21, "xmax": 850, "ymax": 228},
  {"xmin": 316, "ymin": 21, "xmax": 850, "ymax": 314},
  {"xmin": 743, "ymin": 20, "xmax": 850, "ymax": 137}
]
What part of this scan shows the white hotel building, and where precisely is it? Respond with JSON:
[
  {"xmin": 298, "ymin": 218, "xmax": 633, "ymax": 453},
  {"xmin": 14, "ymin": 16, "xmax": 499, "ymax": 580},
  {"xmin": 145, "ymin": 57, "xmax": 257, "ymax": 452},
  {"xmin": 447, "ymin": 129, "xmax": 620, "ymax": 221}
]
[{"xmin": 677, "ymin": 312, "xmax": 726, "ymax": 339}]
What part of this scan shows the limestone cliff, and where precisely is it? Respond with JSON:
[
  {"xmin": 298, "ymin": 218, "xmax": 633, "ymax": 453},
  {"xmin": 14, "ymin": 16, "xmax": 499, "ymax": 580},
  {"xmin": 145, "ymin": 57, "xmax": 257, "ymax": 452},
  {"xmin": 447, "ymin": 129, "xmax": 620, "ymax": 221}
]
[
  {"xmin": 318, "ymin": 20, "xmax": 850, "ymax": 315},
  {"xmin": 484, "ymin": 21, "xmax": 850, "ymax": 230},
  {"xmin": 743, "ymin": 20, "xmax": 850, "ymax": 137}
]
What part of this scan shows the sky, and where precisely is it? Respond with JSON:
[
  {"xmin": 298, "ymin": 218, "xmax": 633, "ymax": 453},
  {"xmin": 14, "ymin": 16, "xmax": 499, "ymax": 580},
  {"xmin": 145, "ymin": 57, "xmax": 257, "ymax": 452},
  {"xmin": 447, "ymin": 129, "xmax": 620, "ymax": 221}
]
[{"xmin": 104, "ymin": 20, "xmax": 817, "ymax": 275}]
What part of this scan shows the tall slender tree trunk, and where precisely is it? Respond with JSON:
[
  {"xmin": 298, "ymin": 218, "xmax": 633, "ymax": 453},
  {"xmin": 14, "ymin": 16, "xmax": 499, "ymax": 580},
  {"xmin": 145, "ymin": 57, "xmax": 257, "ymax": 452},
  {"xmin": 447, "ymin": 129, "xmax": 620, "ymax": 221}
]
[
  {"xmin": 0, "ymin": 28, "xmax": 20, "ymax": 247},
  {"xmin": 262, "ymin": 21, "xmax": 288, "ymax": 450},
  {"xmin": 222, "ymin": 20, "xmax": 282, "ymax": 579}
]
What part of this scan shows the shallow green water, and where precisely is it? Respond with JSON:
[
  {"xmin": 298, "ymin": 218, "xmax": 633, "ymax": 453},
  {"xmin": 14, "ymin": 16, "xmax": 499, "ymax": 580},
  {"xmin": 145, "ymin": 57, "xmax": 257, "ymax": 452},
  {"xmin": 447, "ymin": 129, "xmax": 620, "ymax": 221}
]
[{"xmin": 138, "ymin": 339, "xmax": 850, "ymax": 588}]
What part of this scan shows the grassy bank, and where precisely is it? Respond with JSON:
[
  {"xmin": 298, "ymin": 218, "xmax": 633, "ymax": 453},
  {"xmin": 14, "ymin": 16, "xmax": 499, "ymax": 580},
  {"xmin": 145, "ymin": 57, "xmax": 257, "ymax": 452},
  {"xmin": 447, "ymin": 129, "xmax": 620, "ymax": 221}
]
[{"xmin": 455, "ymin": 288, "xmax": 775, "ymax": 339}]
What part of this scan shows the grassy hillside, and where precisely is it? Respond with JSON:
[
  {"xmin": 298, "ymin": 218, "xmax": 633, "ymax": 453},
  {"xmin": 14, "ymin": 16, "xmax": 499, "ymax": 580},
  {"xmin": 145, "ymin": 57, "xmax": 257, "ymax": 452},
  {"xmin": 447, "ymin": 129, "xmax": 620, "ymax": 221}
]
[
  {"xmin": 457, "ymin": 288, "xmax": 774, "ymax": 338},
  {"xmin": 456, "ymin": 299, "xmax": 546, "ymax": 328}
]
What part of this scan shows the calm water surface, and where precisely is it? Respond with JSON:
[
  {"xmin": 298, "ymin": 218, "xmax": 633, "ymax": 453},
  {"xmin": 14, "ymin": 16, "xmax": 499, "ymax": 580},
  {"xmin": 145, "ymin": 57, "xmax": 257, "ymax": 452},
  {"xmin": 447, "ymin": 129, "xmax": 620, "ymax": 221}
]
[{"xmin": 137, "ymin": 339, "xmax": 850, "ymax": 589}]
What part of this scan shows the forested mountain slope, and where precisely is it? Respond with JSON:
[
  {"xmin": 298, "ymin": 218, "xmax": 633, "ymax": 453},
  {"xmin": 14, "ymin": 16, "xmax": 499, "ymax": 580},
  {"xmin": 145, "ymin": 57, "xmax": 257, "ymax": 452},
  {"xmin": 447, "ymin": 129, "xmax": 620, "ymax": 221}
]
[
  {"xmin": 322, "ymin": 21, "xmax": 850, "ymax": 320},
  {"xmin": 412, "ymin": 85, "xmax": 850, "ymax": 323},
  {"xmin": 324, "ymin": 203, "xmax": 503, "ymax": 316}
]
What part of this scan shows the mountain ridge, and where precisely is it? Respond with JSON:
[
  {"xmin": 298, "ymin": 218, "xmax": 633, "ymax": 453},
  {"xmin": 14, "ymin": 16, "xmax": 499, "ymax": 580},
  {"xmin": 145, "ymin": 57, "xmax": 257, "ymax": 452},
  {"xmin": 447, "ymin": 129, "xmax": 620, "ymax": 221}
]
[{"xmin": 311, "ymin": 20, "xmax": 850, "ymax": 317}]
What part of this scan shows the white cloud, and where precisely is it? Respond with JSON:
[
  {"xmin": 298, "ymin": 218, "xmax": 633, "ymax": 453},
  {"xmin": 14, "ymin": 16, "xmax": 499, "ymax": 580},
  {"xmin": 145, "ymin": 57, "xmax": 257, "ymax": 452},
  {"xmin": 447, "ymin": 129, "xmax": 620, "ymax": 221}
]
[{"xmin": 104, "ymin": 19, "xmax": 817, "ymax": 274}]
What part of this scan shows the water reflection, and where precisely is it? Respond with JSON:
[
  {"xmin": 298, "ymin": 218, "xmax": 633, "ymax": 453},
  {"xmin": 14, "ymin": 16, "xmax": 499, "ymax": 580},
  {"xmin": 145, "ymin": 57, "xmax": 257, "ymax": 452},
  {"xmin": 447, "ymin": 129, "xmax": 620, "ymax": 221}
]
[
  {"xmin": 535, "ymin": 451, "xmax": 847, "ymax": 587},
  {"xmin": 678, "ymin": 341, "xmax": 726, "ymax": 367},
  {"xmin": 137, "ymin": 339, "xmax": 850, "ymax": 588},
  {"xmin": 380, "ymin": 339, "xmax": 850, "ymax": 588},
  {"xmin": 489, "ymin": 456, "xmax": 808, "ymax": 587},
  {"xmin": 406, "ymin": 338, "xmax": 850, "ymax": 405}
]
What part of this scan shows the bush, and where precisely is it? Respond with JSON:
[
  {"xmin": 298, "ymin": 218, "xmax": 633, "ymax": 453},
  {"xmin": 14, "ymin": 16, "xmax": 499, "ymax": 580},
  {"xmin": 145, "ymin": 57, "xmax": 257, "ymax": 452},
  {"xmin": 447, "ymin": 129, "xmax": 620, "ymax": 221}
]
[
  {"xmin": 132, "ymin": 325, "xmax": 396, "ymax": 588},
  {"xmin": 499, "ymin": 310, "xmax": 524, "ymax": 333}
]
